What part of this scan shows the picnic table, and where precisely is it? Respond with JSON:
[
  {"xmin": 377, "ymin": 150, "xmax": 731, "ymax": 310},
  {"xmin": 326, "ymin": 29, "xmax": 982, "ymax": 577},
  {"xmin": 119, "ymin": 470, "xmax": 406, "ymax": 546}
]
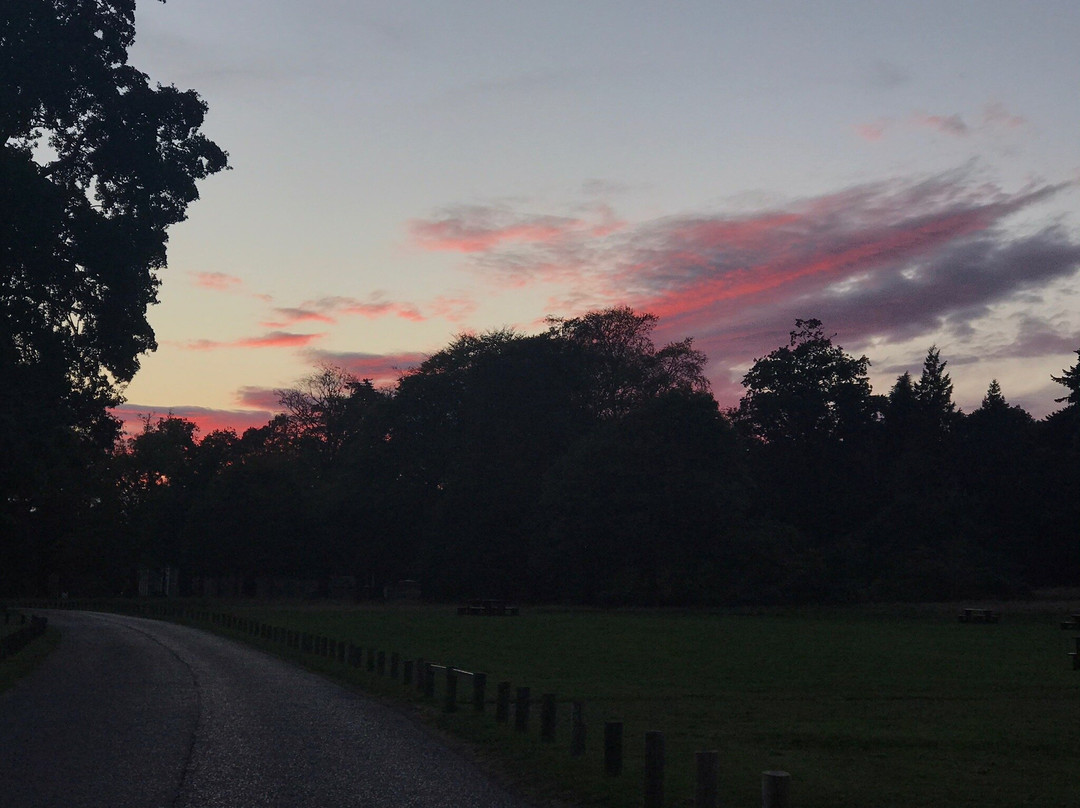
[
  {"xmin": 456, "ymin": 599, "xmax": 519, "ymax": 616},
  {"xmin": 958, "ymin": 607, "xmax": 1000, "ymax": 624}
]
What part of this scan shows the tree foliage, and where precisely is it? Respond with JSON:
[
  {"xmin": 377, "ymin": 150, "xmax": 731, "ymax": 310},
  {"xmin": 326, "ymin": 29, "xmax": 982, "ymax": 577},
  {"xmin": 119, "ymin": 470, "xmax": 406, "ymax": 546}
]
[
  {"xmin": 14, "ymin": 309, "xmax": 1080, "ymax": 604},
  {"xmin": 737, "ymin": 319, "xmax": 874, "ymax": 445},
  {"xmin": 1, "ymin": 0, "xmax": 226, "ymax": 594}
]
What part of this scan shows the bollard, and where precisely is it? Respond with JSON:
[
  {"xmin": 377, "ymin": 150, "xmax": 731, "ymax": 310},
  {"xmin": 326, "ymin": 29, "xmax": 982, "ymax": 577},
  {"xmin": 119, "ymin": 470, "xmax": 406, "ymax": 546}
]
[
  {"xmin": 762, "ymin": 771, "xmax": 790, "ymax": 808},
  {"xmin": 695, "ymin": 750, "xmax": 719, "ymax": 808},
  {"xmin": 540, "ymin": 693, "xmax": 557, "ymax": 742},
  {"xmin": 390, "ymin": 652, "xmax": 399, "ymax": 679},
  {"xmin": 604, "ymin": 721, "xmax": 623, "ymax": 776},
  {"xmin": 496, "ymin": 681, "xmax": 511, "ymax": 723},
  {"xmin": 403, "ymin": 659, "xmax": 414, "ymax": 686},
  {"xmin": 570, "ymin": 701, "xmax": 586, "ymax": 757},
  {"xmin": 423, "ymin": 663, "xmax": 436, "ymax": 698},
  {"xmin": 415, "ymin": 658, "xmax": 425, "ymax": 690},
  {"xmin": 377, "ymin": 650, "xmax": 386, "ymax": 676},
  {"xmin": 644, "ymin": 731, "xmax": 664, "ymax": 808},
  {"xmin": 473, "ymin": 672, "xmax": 487, "ymax": 712},
  {"xmin": 445, "ymin": 668, "xmax": 458, "ymax": 712},
  {"xmin": 514, "ymin": 687, "xmax": 531, "ymax": 732},
  {"xmin": 367, "ymin": 648, "xmax": 376, "ymax": 672}
]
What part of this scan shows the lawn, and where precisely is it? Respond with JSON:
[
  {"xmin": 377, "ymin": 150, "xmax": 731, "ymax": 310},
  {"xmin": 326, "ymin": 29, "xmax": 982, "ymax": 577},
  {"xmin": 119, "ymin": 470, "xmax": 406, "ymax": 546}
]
[{"xmin": 177, "ymin": 601, "xmax": 1079, "ymax": 808}]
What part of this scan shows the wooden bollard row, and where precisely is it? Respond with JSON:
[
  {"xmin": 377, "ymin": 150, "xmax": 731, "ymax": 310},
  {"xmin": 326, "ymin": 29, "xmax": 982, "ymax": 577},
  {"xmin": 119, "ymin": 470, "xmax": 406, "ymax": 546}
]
[{"xmin": 179, "ymin": 613, "xmax": 794, "ymax": 808}]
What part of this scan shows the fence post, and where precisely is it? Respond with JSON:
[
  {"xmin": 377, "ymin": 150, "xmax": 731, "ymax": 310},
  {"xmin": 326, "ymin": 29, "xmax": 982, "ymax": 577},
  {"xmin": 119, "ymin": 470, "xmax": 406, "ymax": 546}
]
[
  {"xmin": 762, "ymin": 771, "xmax": 790, "ymax": 808},
  {"xmin": 403, "ymin": 659, "xmax": 414, "ymax": 686},
  {"xmin": 473, "ymin": 672, "xmax": 487, "ymax": 712},
  {"xmin": 424, "ymin": 664, "xmax": 436, "ymax": 699},
  {"xmin": 644, "ymin": 731, "xmax": 664, "ymax": 808},
  {"xmin": 496, "ymin": 681, "xmax": 511, "ymax": 723},
  {"xmin": 390, "ymin": 652, "xmax": 400, "ymax": 679},
  {"xmin": 604, "ymin": 721, "xmax": 623, "ymax": 776},
  {"xmin": 445, "ymin": 668, "xmax": 458, "ymax": 712},
  {"xmin": 540, "ymin": 693, "xmax": 557, "ymax": 742},
  {"xmin": 377, "ymin": 650, "xmax": 386, "ymax": 676},
  {"xmin": 570, "ymin": 701, "xmax": 586, "ymax": 757},
  {"xmin": 514, "ymin": 687, "xmax": 531, "ymax": 732},
  {"xmin": 695, "ymin": 750, "xmax": 719, "ymax": 808},
  {"xmin": 367, "ymin": 648, "xmax": 376, "ymax": 672}
]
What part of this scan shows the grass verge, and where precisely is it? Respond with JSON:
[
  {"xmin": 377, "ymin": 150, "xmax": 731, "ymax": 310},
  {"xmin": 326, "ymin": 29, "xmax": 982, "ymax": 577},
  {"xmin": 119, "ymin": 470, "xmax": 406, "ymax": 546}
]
[{"xmin": 0, "ymin": 626, "xmax": 61, "ymax": 696}]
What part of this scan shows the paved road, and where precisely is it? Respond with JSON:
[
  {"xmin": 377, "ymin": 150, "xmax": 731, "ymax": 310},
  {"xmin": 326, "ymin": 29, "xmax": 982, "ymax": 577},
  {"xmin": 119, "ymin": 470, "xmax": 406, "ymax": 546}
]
[{"xmin": 0, "ymin": 611, "xmax": 536, "ymax": 808}]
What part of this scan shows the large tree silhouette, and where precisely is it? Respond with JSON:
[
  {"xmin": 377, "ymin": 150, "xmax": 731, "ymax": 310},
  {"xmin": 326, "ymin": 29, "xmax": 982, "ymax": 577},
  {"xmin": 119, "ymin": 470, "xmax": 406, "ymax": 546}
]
[{"xmin": 1, "ymin": 0, "xmax": 227, "ymax": 594}]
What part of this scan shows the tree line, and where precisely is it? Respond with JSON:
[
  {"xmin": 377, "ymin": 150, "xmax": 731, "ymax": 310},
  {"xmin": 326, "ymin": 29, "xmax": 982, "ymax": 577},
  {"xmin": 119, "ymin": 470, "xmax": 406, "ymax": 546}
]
[
  {"xmin": 3, "ymin": 4, "xmax": 1077, "ymax": 605},
  {"xmin": 8, "ymin": 309, "xmax": 1077, "ymax": 605}
]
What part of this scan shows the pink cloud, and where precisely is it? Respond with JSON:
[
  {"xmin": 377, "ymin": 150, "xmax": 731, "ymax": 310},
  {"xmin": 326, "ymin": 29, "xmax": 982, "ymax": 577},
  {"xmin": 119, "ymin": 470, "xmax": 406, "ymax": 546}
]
[
  {"xmin": 300, "ymin": 349, "xmax": 425, "ymax": 385},
  {"xmin": 982, "ymin": 102, "xmax": 1026, "ymax": 129},
  {"xmin": 425, "ymin": 171, "xmax": 1078, "ymax": 414},
  {"xmin": 234, "ymin": 386, "xmax": 286, "ymax": 410},
  {"xmin": 261, "ymin": 307, "xmax": 337, "ymax": 328},
  {"xmin": 856, "ymin": 121, "xmax": 888, "ymax": 141},
  {"xmin": 111, "ymin": 404, "xmax": 274, "ymax": 438},
  {"xmin": 912, "ymin": 112, "xmax": 970, "ymax": 136},
  {"xmin": 282, "ymin": 295, "xmax": 427, "ymax": 323},
  {"xmin": 191, "ymin": 271, "xmax": 244, "ymax": 292},
  {"xmin": 410, "ymin": 205, "xmax": 623, "ymax": 254},
  {"xmin": 181, "ymin": 331, "xmax": 326, "ymax": 350}
]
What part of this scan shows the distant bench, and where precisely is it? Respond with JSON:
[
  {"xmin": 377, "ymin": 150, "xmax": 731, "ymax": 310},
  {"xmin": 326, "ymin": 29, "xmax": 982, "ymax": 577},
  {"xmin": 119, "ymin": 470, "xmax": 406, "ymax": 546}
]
[
  {"xmin": 457, "ymin": 599, "xmax": 519, "ymax": 616},
  {"xmin": 958, "ymin": 608, "xmax": 1000, "ymax": 624}
]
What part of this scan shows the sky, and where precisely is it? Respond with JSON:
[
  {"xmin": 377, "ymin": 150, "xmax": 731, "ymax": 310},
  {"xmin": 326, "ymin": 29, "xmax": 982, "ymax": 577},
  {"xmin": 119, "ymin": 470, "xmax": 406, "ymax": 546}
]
[{"xmin": 114, "ymin": 0, "xmax": 1080, "ymax": 435}]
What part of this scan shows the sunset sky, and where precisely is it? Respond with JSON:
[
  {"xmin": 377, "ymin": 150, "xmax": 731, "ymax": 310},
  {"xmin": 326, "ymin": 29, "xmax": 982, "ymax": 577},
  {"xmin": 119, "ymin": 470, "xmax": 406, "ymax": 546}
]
[{"xmin": 115, "ymin": 0, "xmax": 1080, "ymax": 435}]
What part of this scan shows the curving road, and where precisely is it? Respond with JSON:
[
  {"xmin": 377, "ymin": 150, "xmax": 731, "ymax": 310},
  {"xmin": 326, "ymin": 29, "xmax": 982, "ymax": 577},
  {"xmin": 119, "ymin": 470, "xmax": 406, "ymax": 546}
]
[{"xmin": 0, "ymin": 611, "xmax": 535, "ymax": 808}]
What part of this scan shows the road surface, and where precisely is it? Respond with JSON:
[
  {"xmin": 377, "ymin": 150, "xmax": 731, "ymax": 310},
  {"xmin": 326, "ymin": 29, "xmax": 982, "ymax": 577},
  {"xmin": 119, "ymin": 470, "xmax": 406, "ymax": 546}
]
[{"xmin": 0, "ymin": 610, "xmax": 537, "ymax": 808}]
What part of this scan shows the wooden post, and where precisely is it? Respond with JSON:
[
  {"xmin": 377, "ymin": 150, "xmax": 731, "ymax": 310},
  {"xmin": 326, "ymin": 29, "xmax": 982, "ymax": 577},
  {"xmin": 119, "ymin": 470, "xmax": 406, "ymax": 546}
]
[
  {"xmin": 377, "ymin": 650, "xmax": 386, "ymax": 676},
  {"xmin": 424, "ymin": 663, "xmax": 436, "ymax": 698},
  {"xmin": 644, "ymin": 731, "xmax": 664, "ymax": 808},
  {"xmin": 390, "ymin": 652, "xmax": 399, "ymax": 679},
  {"xmin": 540, "ymin": 693, "xmax": 557, "ymax": 742},
  {"xmin": 403, "ymin": 659, "xmax": 414, "ymax": 685},
  {"xmin": 496, "ymin": 681, "xmax": 511, "ymax": 723},
  {"xmin": 514, "ymin": 687, "xmax": 531, "ymax": 732},
  {"xmin": 445, "ymin": 668, "xmax": 458, "ymax": 712},
  {"xmin": 762, "ymin": 771, "xmax": 790, "ymax": 808},
  {"xmin": 473, "ymin": 672, "xmax": 487, "ymax": 712},
  {"xmin": 695, "ymin": 750, "xmax": 719, "ymax": 808},
  {"xmin": 367, "ymin": 648, "xmax": 376, "ymax": 672},
  {"xmin": 415, "ymin": 658, "xmax": 425, "ymax": 690},
  {"xmin": 570, "ymin": 701, "xmax": 586, "ymax": 757},
  {"xmin": 604, "ymin": 721, "xmax": 623, "ymax": 776}
]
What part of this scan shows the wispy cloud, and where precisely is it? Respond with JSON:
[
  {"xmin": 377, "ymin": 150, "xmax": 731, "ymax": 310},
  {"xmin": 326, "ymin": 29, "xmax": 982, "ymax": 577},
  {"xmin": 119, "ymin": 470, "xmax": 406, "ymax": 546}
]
[
  {"xmin": 300, "ymin": 349, "xmax": 425, "ymax": 385},
  {"xmin": 191, "ymin": 271, "xmax": 245, "ymax": 291},
  {"xmin": 111, "ymin": 404, "xmax": 275, "ymax": 437},
  {"xmin": 857, "ymin": 103, "xmax": 1027, "ymax": 142},
  {"xmin": 234, "ymin": 387, "xmax": 286, "ymax": 411},
  {"xmin": 410, "ymin": 204, "xmax": 624, "ymax": 254},
  {"xmin": 180, "ymin": 331, "xmax": 326, "ymax": 350},
  {"xmin": 261, "ymin": 307, "xmax": 337, "ymax": 328},
  {"xmin": 417, "ymin": 170, "xmax": 1080, "ymax": 413}
]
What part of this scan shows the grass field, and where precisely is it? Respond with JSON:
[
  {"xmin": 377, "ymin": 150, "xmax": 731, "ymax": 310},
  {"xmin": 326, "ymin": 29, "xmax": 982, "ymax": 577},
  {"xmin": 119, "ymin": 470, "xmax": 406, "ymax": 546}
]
[{"xmin": 191, "ymin": 601, "xmax": 1079, "ymax": 808}]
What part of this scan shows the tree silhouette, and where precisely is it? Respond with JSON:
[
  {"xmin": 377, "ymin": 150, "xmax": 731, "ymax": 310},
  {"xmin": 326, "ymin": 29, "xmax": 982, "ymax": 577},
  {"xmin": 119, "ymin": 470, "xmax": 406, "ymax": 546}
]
[
  {"xmin": 2, "ymin": 0, "xmax": 226, "ymax": 594},
  {"xmin": 738, "ymin": 319, "xmax": 874, "ymax": 446}
]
